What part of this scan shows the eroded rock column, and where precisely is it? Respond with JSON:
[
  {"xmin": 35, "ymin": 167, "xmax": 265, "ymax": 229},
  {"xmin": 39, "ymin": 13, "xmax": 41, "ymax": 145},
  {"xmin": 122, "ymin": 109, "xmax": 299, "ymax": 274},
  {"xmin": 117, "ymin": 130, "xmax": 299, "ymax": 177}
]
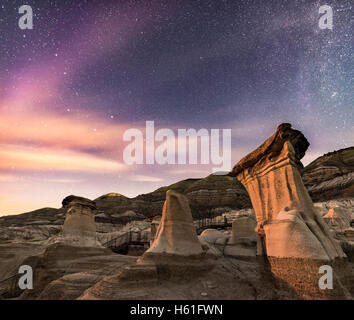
[
  {"xmin": 230, "ymin": 123, "xmax": 349, "ymax": 298},
  {"xmin": 59, "ymin": 195, "xmax": 99, "ymax": 247},
  {"xmin": 138, "ymin": 190, "xmax": 214, "ymax": 276},
  {"xmin": 141, "ymin": 190, "xmax": 203, "ymax": 258}
]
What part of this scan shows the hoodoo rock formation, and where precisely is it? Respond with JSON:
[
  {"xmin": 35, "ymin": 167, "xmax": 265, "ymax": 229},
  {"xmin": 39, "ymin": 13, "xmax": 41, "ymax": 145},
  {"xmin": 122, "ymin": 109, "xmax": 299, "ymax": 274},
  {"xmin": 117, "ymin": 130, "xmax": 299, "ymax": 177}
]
[
  {"xmin": 230, "ymin": 123, "xmax": 350, "ymax": 298},
  {"xmin": 57, "ymin": 196, "xmax": 99, "ymax": 247},
  {"xmin": 138, "ymin": 190, "xmax": 207, "ymax": 265}
]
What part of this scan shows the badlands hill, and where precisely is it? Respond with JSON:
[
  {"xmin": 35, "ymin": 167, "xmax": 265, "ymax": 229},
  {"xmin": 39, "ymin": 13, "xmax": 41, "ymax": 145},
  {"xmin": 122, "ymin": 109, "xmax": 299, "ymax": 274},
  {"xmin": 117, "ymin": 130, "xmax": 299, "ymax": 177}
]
[
  {"xmin": 302, "ymin": 147, "xmax": 354, "ymax": 201},
  {"xmin": 0, "ymin": 175, "xmax": 250, "ymax": 241}
]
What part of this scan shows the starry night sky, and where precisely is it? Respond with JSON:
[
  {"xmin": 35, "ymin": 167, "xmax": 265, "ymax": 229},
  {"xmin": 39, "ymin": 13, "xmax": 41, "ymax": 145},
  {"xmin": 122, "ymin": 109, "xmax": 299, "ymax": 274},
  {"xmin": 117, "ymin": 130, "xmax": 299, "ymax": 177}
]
[{"xmin": 0, "ymin": 0, "xmax": 353, "ymax": 214}]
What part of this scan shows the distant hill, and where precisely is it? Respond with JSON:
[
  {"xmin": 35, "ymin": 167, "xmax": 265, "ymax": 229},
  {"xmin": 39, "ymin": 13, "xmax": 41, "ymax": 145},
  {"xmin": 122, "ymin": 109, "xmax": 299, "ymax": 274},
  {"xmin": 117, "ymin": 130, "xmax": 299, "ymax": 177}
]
[
  {"xmin": 302, "ymin": 147, "xmax": 354, "ymax": 201},
  {"xmin": 96, "ymin": 174, "xmax": 251, "ymax": 219}
]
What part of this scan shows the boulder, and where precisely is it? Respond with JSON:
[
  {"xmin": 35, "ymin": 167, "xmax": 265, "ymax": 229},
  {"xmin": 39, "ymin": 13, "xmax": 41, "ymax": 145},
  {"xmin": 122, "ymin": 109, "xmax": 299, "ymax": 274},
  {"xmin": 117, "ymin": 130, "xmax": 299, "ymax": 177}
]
[
  {"xmin": 199, "ymin": 229, "xmax": 226, "ymax": 244},
  {"xmin": 229, "ymin": 215, "xmax": 257, "ymax": 244}
]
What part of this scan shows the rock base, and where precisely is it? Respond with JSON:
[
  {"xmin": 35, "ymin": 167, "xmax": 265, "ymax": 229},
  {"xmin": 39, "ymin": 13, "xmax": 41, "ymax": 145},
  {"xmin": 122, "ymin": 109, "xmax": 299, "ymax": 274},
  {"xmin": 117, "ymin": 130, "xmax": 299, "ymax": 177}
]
[
  {"xmin": 137, "ymin": 251, "xmax": 215, "ymax": 280},
  {"xmin": 267, "ymin": 257, "xmax": 353, "ymax": 299}
]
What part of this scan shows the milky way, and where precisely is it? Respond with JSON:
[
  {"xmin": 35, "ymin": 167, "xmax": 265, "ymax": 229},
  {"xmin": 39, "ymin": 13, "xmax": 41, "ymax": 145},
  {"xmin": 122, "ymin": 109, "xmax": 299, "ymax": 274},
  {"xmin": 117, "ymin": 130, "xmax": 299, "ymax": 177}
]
[{"xmin": 0, "ymin": 0, "xmax": 353, "ymax": 214}]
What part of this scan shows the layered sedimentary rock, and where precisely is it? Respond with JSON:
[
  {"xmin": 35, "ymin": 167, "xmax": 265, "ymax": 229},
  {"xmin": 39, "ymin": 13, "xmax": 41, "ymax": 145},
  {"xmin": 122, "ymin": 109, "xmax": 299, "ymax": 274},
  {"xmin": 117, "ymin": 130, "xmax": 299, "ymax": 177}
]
[
  {"xmin": 3, "ymin": 147, "xmax": 353, "ymax": 244},
  {"xmin": 93, "ymin": 175, "xmax": 250, "ymax": 220},
  {"xmin": 303, "ymin": 147, "xmax": 354, "ymax": 202},
  {"xmin": 0, "ymin": 176, "xmax": 250, "ymax": 243},
  {"xmin": 230, "ymin": 123, "xmax": 350, "ymax": 298},
  {"xmin": 17, "ymin": 243, "xmax": 135, "ymax": 300},
  {"xmin": 58, "ymin": 196, "xmax": 99, "ymax": 247}
]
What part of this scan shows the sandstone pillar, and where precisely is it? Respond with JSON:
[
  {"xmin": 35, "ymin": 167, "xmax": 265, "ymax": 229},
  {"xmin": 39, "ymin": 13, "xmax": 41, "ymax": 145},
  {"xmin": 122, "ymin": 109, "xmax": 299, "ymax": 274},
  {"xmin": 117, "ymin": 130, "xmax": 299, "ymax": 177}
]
[
  {"xmin": 138, "ymin": 190, "xmax": 213, "ymax": 275},
  {"xmin": 59, "ymin": 196, "xmax": 99, "ymax": 247},
  {"xmin": 230, "ymin": 123, "xmax": 348, "ymax": 298},
  {"xmin": 142, "ymin": 190, "xmax": 203, "ymax": 257}
]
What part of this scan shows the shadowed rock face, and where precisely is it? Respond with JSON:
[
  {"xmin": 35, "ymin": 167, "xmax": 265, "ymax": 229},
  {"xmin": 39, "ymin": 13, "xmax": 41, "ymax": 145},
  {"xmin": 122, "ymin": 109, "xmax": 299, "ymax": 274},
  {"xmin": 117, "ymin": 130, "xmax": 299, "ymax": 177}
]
[
  {"xmin": 230, "ymin": 124, "xmax": 350, "ymax": 298},
  {"xmin": 92, "ymin": 175, "xmax": 250, "ymax": 220}
]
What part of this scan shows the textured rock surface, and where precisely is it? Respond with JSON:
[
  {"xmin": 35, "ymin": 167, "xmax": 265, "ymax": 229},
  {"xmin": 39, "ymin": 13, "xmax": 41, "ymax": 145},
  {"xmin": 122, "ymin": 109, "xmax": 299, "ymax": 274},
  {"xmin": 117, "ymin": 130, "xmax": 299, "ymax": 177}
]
[
  {"xmin": 78, "ymin": 256, "xmax": 300, "ymax": 300},
  {"xmin": 0, "ymin": 207, "xmax": 64, "ymax": 242},
  {"xmin": 303, "ymin": 147, "xmax": 354, "ymax": 202},
  {"xmin": 81, "ymin": 191, "xmax": 215, "ymax": 300},
  {"xmin": 17, "ymin": 243, "xmax": 136, "ymax": 300},
  {"xmin": 0, "ymin": 242, "xmax": 46, "ymax": 298},
  {"xmin": 263, "ymin": 207, "xmax": 333, "ymax": 260},
  {"xmin": 315, "ymin": 199, "xmax": 354, "ymax": 237},
  {"xmin": 1, "ymin": 121, "xmax": 354, "ymax": 300},
  {"xmin": 93, "ymin": 175, "xmax": 251, "ymax": 220}
]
